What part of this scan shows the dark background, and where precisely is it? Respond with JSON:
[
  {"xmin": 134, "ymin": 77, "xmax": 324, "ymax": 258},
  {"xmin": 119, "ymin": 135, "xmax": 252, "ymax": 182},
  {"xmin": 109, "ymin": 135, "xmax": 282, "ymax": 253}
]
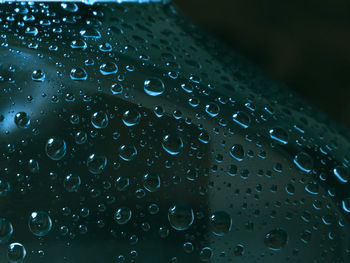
[{"xmin": 174, "ymin": 0, "xmax": 350, "ymax": 130}]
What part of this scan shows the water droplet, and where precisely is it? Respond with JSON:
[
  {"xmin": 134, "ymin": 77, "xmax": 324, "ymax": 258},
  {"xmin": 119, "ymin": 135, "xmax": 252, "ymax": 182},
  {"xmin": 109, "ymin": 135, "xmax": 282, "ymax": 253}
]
[
  {"xmin": 305, "ymin": 181, "xmax": 319, "ymax": 195},
  {"xmin": 87, "ymin": 153, "xmax": 107, "ymax": 174},
  {"xmin": 122, "ymin": 109, "xmax": 141, "ymax": 126},
  {"xmin": 7, "ymin": 243, "xmax": 26, "ymax": 263},
  {"xmin": 333, "ymin": 166, "xmax": 349, "ymax": 183},
  {"xmin": 162, "ymin": 134, "xmax": 183, "ymax": 155},
  {"xmin": 61, "ymin": 2, "xmax": 78, "ymax": 12},
  {"xmin": 198, "ymin": 131, "xmax": 210, "ymax": 143},
  {"xmin": 70, "ymin": 39, "xmax": 87, "ymax": 50},
  {"xmin": 119, "ymin": 144, "xmax": 137, "ymax": 161},
  {"xmin": 91, "ymin": 111, "xmax": 109, "ymax": 129},
  {"xmin": 264, "ymin": 228, "xmax": 288, "ymax": 250},
  {"xmin": 183, "ymin": 242, "xmax": 194, "ymax": 253},
  {"xmin": 80, "ymin": 28, "xmax": 101, "ymax": 39},
  {"xmin": 168, "ymin": 203, "xmax": 194, "ymax": 231},
  {"xmin": 209, "ymin": 211, "xmax": 232, "ymax": 236},
  {"xmin": 64, "ymin": 174, "xmax": 81, "ymax": 192},
  {"xmin": 294, "ymin": 152, "xmax": 313, "ymax": 173},
  {"xmin": 144, "ymin": 78, "xmax": 165, "ymax": 96},
  {"xmin": 31, "ymin": 69, "xmax": 45, "ymax": 82},
  {"xmin": 70, "ymin": 67, "xmax": 87, "ymax": 81},
  {"xmin": 143, "ymin": 172, "xmax": 160, "ymax": 192},
  {"xmin": 45, "ymin": 137, "xmax": 67, "ymax": 161},
  {"xmin": 14, "ymin": 112, "xmax": 30, "ymax": 129},
  {"xmin": 75, "ymin": 131, "xmax": 87, "ymax": 144},
  {"xmin": 205, "ymin": 103, "xmax": 220, "ymax": 117},
  {"xmin": 342, "ymin": 198, "xmax": 350, "ymax": 213},
  {"xmin": 229, "ymin": 144, "xmax": 244, "ymax": 161},
  {"xmin": 234, "ymin": 244, "xmax": 245, "ymax": 256},
  {"xmin": 28, "ymin": 211, "xmax": 52, "ymax": 237},
  {"xmin": 111, "ymin": 83, "xmax": 123, "ymax": 94},
  {"xmin": 100, "ymin": 62, "xmax": 118, "ymax": 75},
  {"xmin": 199, "ymin": 247, "xmax": 213, "ymax": 262},
  {"xmin": 115, "ymin": 176, "xmax": 130, "ymax": 192},
  {"xmin": 0, "ymin": 218, "xmax": 13, "ymax": 244},
  {"xmin": 114, "ymin": 207, "xmax": 132, "ymax": 225},
  {"xmin": 232, "ymin": 111, "xmax": 250, "ymax": 128},
  {"xmin": 269, "ymin": 127, "xmax": 288, "ymax": 144}
]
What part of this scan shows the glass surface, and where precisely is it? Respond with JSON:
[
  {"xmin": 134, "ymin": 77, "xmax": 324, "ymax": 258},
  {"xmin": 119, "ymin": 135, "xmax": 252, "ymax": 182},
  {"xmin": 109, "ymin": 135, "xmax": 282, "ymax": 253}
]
[{"xmin": 0, "ymin": 1, "xmax": 349, "ymax": 263}]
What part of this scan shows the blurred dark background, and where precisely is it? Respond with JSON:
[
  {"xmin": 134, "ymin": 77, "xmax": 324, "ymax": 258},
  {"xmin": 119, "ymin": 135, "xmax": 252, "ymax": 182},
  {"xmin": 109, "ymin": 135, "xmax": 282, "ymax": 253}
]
[{"xmin": 174, "ymin": 0, "xmax": 350, "ymax": 130}]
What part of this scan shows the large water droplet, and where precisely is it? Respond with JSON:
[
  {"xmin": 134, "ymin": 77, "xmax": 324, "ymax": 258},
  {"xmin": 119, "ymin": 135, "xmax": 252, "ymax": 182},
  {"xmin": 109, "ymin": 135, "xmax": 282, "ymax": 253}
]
[
  {"xmin": 64, "ymin": 174, "xmax": 81, "ymax": 192},
  {"xmin": 232, "ymin": 111, "xmax": 250, "ymax": 128},
  {"xmin": 205, "ymin": 102, "xmax": 220, "ymax": 117},
  {"xmin": 70, "ymin": 67, "xmax": 87, "ymax": 81},
  {"xmin": 31, "ymin": 69, "xmax": 45, "ymax": 82},
  {"xmin": 119, "ymin": 144, "xmax": 137, "ymax": 161},
  {"xmin": 122, "ymin": 109, "xmax": 141, "ymax": 126},
  {"xmin": 114, "ymin": 207, "xmax": 132, "ymax": 225},
  {"xmin": 14, "ymin": 112, "xmax": 30, "ymax": 129},
  {"xmin": 294, "ymin": 152, "xmax": 313, "ymax": 173},
  {"xmin": 100, "ymin": 62, "xmax": 118, "ymax": 75},
  {"xmin": 45, "ymin": 137, "xmax": 67, "ymax": 161},
  {"xmin": 229, "ymin": 144, "xmax": 244, "ymax": 161},
  {"xmin": 342, "ymin": 198, "xmax": 350, "ymax": 213},
  {"xmin": 70, "ymin": 39, "xmax": 87, "ymax": 50},
  {"xmin": 0, "ymin": 218, "xmax": 13, "ymax": 244},
  {"xmin": 115, "ymin": 176, "xmax": 130, "ymax": 192},
  {"xmin": 28, "ymin": 211, "xmax": 52, "ymax": 237},
  {"xmin": 269, "ymin": 127, "xmax": 288, "ymax": 144},
  {"xmin": 87, "ymin": 153, "xmax": 107, "ymax": 174},
  {"xmin": 80, "ymin": 28, "xmax": 101, "ymax": 39},
  {"xmin": 209, "ymin": 211, "xmax": 232, "ymax": 236},
  {"xmin": 264, "ymin": 228, "xmax": 288, "ymax": 250},
  {"xmin": 61, "ymin": 2, "xmax": 78, "ymax": 12},
  {"xmin": 91, "ymin": 111, "xmax": 109, "ymax": 129},
  {"xmin": 143, "ymin": 172, "xmax": 161, "ymax": 192},
  {"xmin": 144, "ymin": 78, "xmax": 165, "ymax": 96},
  {"xmin": 333, "ymin": 166, "xmax": 349, "ymax": 183},
  {"xmin": 7, "ymin": 243, "xmax": 26, "ymax": 263},
  {"xmin": 168, "ymin": 203, "xmax": 194, "ymax": 231},
  {"xmin": 162, "ymin": 134, "xmax": 183, "ymax": 155},
  {"xmin": 199, "ymin": 247, "xmax": 213, "ymax": 262}
]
